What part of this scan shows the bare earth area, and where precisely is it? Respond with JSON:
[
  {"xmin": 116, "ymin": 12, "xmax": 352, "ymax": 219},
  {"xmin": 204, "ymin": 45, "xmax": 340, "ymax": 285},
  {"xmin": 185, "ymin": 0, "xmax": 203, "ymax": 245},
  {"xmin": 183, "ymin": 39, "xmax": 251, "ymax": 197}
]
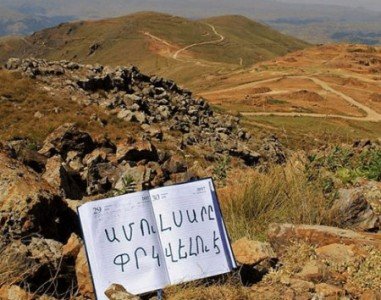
[{"xmin": 199, "ymin": 44, "xmax": 381, "ymax": 122}]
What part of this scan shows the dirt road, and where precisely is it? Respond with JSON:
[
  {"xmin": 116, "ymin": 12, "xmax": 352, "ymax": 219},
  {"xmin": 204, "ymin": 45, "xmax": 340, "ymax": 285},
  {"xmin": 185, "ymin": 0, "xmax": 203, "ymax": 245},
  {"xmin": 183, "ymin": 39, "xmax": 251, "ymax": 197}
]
[
  {"xmin": 201, "ymin": 75, "xmax": 381, "ymax": 122},
  {"xmin": 142, "ymin": 23, "xmax": 224, "ymax": 65},
  {"xmin": 172, "ymin": 24, "xmax": 224, "ymax": 60}
]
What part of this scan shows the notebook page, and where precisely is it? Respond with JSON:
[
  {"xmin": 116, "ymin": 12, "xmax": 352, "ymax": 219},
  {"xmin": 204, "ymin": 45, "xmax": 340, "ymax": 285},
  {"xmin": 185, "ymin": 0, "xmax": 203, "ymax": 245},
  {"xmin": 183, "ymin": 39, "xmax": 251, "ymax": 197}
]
[
  {"xmin": 209, "ymin": 183, "xmax": 237, "ymax": 270},
  {"xmin": 150, "ymin": 179, "xmax": 234, "ymax": 286},
  {"xmin": 78, "ymin": 191, "xmax": 169, "ymax": 299}
]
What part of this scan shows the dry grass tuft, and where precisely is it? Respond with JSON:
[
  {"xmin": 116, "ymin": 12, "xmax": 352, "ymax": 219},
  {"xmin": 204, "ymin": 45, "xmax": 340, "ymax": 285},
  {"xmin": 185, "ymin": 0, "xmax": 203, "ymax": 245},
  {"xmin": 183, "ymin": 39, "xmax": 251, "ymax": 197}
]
[
  {"xmin": 0, "ymin": 243, "xmax": 34, "ymax": 287},
  {"xmin": 167, "ymin": 284, "xmax": 250, "ymax": 300},
  {"xmin": 165, "ymin": 277, "xmax": 251, "ymax": 300},
  {"xmin": 219, "ymin": 158, "xmax": 333, "ymax": 241}
]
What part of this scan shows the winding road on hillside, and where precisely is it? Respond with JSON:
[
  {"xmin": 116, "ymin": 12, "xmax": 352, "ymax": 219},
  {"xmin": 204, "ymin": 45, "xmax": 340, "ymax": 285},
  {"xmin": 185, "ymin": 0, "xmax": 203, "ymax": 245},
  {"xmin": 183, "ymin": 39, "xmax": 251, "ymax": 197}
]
[
  {"xmin": 143, "ymin": 23, "xmax": 224, "ymax": 64},
  {"xmin": 172, "ymin": 24, "xmax": 225, "ymax": 60},
  {"xmin": 201, "ymin": 75, "xmax": 381, "ymax": 122}
]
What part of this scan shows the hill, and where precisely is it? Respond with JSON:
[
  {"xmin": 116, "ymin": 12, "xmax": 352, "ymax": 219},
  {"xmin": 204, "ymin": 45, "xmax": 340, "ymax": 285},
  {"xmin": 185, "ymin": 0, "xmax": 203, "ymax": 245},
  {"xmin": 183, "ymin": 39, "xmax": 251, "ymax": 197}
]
[
  {"xmin": 1, "ymin": 0, "xmax": 381, "ymax": 45},
  {"xmin": 0, "ymin": 12, "xmax": 309, "ymax": 89}
]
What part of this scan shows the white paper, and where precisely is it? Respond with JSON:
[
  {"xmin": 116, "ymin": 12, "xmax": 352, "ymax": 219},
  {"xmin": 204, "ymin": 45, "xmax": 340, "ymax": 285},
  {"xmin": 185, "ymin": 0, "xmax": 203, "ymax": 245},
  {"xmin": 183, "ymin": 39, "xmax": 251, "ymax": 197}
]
[
  {"xmin": 150, "ymin": 178, "xmax": 236, "ymax": 285},
  {"xmin": 78, "ymin": 179, "xmax": 235, "ymax": 299},
  {"xmin": 78, "ymin": 191, "xmax": 169, "ymax": 299}
]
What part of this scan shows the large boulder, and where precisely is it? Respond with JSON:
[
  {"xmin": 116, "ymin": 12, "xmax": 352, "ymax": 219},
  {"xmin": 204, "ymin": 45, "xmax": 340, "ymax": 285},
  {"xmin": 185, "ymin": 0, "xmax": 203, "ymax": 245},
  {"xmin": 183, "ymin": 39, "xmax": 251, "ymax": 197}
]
[
  {"xmin": 0, "ymin": 151, "xmax": 78, "ymax": 242},
  {"xmin": 39, "ymin": 123, "xmax": 95, "ymax": 159}
]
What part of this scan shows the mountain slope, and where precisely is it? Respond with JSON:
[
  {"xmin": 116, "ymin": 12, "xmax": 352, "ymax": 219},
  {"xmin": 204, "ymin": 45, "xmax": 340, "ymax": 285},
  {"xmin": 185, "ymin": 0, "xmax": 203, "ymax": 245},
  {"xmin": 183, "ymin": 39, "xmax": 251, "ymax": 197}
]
[
  {"xmin": 0, "ymin": 12, "xmax": 309, "ymax": 88},
  {"xmin": 1, "ymin": 0, "xmax": 381, "ymax": 44},
  {"xmin": 203, "ymin": 15, "xmax": 307, "ymax": 65}
]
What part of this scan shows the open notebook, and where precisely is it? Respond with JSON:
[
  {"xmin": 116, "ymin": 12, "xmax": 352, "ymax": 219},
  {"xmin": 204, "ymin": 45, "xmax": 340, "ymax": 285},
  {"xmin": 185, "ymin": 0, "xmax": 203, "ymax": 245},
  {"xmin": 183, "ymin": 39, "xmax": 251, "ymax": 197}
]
[{"xmin": 78, "ymin": 178, "xmax": 236, "ymax": 299}]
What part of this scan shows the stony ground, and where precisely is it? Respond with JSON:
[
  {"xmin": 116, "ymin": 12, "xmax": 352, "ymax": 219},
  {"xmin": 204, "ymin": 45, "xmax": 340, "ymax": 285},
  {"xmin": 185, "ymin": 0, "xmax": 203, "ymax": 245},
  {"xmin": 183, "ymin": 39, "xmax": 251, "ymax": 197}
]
[{"xmin": 0, "ymin": 58, "xmax": 380, "ymax": 299}]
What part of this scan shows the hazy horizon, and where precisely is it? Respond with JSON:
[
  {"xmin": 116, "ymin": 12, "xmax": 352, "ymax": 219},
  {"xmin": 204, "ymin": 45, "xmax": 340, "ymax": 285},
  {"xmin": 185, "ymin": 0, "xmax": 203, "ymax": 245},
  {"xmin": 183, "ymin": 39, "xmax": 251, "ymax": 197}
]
[
  {"xmin": 1, "ymin": 0, "xmax": 381, "ymax": 19},
  {"xmin": 276, "ymin": 0, "xmax": 381, "ymax": 11}
]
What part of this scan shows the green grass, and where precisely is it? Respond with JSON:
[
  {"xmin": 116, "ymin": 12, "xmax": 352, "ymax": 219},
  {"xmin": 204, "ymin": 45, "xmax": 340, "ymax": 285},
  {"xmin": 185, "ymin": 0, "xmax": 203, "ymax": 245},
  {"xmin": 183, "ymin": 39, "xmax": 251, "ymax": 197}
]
[
  {"xmin": 266, "ymin": 98, "xmax": 288, "ymax": 105},
  {"xmin": 308, "ymin": 146, "xmax": 381, "ymax": 184}
]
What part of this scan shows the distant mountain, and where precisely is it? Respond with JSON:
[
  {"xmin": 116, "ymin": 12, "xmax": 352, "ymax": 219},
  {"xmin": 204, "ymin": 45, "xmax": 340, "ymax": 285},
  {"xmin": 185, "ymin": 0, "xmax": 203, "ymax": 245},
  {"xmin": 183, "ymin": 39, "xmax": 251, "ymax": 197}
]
[
  {"xmin": 0, "ymin": 4, "xmax": 73, "ymax": 36},
  {"xmin": 0, "ymin": 0, "xmax": 381, "ymax": 44},
  {"xmin": 0, "ymin": 12, "xmax": 308, "ymax": 89}
]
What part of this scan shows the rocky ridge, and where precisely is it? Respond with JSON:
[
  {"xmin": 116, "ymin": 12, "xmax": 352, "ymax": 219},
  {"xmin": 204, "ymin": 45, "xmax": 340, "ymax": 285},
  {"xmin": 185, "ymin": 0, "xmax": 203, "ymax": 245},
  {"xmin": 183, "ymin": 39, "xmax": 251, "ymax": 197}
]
[{"xmin": 4, "ymin": 58, "xmax": 266, "ymax": 166}]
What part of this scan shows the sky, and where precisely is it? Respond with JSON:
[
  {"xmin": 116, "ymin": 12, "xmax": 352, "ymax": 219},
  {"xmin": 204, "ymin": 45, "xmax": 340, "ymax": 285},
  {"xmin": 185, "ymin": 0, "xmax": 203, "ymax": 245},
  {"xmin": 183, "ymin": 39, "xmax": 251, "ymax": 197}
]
[{"xmin": 276, "ymin": 0, "xmax": 381, "ymax": 11}]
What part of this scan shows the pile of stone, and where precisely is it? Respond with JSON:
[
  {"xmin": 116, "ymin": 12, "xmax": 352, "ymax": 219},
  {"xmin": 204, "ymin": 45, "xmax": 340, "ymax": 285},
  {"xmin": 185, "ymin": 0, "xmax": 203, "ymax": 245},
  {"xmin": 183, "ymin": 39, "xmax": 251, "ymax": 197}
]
[
  {"xmin": 5, "ymin": 58, "xmax": 261, "ymax": 166},
  {"xmin": 5, "ymin": 123, "xmax": 199, "ymax": 201}
]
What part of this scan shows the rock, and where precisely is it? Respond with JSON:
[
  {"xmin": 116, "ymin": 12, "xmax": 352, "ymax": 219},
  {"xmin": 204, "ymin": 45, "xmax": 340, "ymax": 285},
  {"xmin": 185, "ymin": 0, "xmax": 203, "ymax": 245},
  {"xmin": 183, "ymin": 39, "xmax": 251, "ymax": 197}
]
[
  {"xmin": 229, "ymin": 146, "xmax": 261, "ymax": 166},
  {"xmin": 104, "ymin": 284, "xmax": 140, "ymax": 300},
  {"xmin": 114, "ymin": 165, "xmax": 149, "ymax": 192},
  {"xmin": 28, "ymin": 237, "xmax": 63, "ymax": 266},
  {"xmin": 117, "ymin": 109, "xmax": 132, "ymax": 120},
  {"xmin": 315, "ymin": 243, "xmax": 366, "ymax": 265},
  {"xmin": 297, "ymin": 260, "xmax": 326, "ymax": 282},
  {"xmin": 83, "ymin": 148, "xmax": 110, "ymax": 166},
  {"xmin": 86, "ymin": 162, "xmax": 115, "ymax": 195},
  {"xmin": 66, "ymin": 151, "xmax": 84, "ymax": 172},
  {"xmin": 42, "ymin": 155, "xmax": 84, "ymax": 200},
  {"xmin": 232, "ymin": 237, "xmax": 277, "ymax": 265},
  {"xmin": 0, "ymin": 285, "xmax": 34, "ymax": 300},
  {"xmin": 141, "ymin": 124, "xmax": 163, "ymax": 141},
  {"xmin": 315, "ymin": 283, "xmax": 346, "ymax": 299},
  {"xmin": 63, "ymin": 233, "xmax": 82, "ymax": 258},
  {"xmin": 6, "ymin": 139, "xmax": 47, "ymax": 173},
  {"xmin": 267, "ymin": 223, "xmax": 381, "ymax": 251},
  {"xmin": 162, "ymin": 155, "xmax": 187, "ymax": 174},
  {"xmin": 39, "ymin": 123, "xmax": 95, "ymax": 159},
  {"xmin": 34, "ymin": 111, "xmax": 44, "ymax": 119},
  {"xmin": 4, "ymin": 58, "xmax": 21, "ymax": 70},
  {"xmin": 279, "ymin": 277, "xmax": 315, "ymax": 294},
  {"xmin": 88, "ymin": 42, "xmax": 101, "ymax": 56},
  {"xmin": 260, "ymin": 135, "xmax": 287, "ymax": 164},
  {"xmin": 360, "ymin": 290, "xmax": 381, "ymax": 300},
  {"xmin": 134, "ymin": 111, "xmax": 147, "ymax": 124},
  {"xmin": 169, "ymin": 171, "xmax": 197, "ymax": 184},
  {"xmin": 331, "ymin": 181, "xmax": 380, "ymax": 231},
  {"xmin": 0, "ymin": 151, "xmax": 77, "ymax": 242},
  {"xmin": 116, "ymin": 139, "xmax": 158, "ymax": 163},
  {"xmin": 76, "ymin": 246, "xmax": 94, "ymax": 298}
]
